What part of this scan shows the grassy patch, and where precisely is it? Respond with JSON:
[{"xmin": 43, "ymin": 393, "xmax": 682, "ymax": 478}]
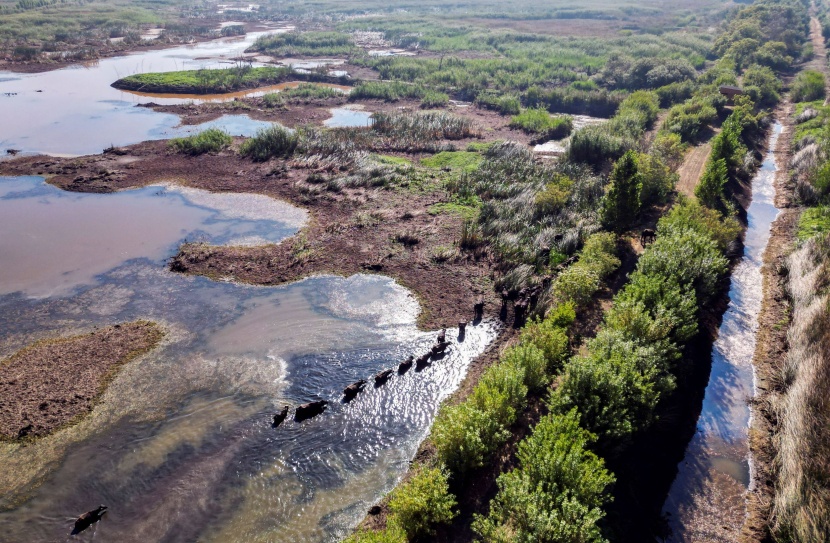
[
  {"xmin": 371, "ymin": 154, "xmax": 412, "ymax": 166},
  {"xmin": 420, "ymin": 151, "xmax": 482, "ymax": 171},
  {"xmin": 509, "ymin": 108, "xmax": 573, "ymax": 140},
  {"xmin": 797, "ymin": 206, "xmax": 830, "ymax": 240},
  {"xmin": 428, "ymin": 202, "xmax": 480, "ymax": 220},
  {"xmin": 169, "ymin": 128, "xmax": 232, "ymax": 155}
]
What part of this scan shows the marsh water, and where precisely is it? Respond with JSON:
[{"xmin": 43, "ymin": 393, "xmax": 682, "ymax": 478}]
[
  {"xmin": 0, "ymin": 33, "xmax": 498, "ymax": 543},
  {"xmin": 661, "ymin": 122, "xmax": 784, "ymax": 541},
  {"xmin": 0, "ymin": 175, "xmax": 497, "ymax": 542},
  {"xmin": 0, "ymin": 27, "xmax": 310, "ymax": 156}
]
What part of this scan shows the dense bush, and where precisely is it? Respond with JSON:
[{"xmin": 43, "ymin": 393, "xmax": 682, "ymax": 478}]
[
  {"xmin": 476, "ymin": 92, "xmax": 521, "ymax": 115},
  {"xmin": 239, "ymin": 125, "xmax": 299, "ymax": 161},
  {"xmin": 387, "ymin": 466, "xmax": 457, "ymax": 538},
  {"xmin": 791, "ymin": 70, "xmax": 826, "ymax": 103},
  {"xmin": 662, "ymin": 94, "xmax": 721, "ymax": 141},
  {"xmin": 602, "ymin": 150, "xmax": 642, "ymax": 232},
  {"xmin": 472, "ymin": 410, "xmax": 614, "ymax": 543},
  {"xmin": 509, "ymin": 108, "xmax": 573, "ymax": 140},
  {"xmin": 169, "ymin": 128, "xmax": 231, "ymax": 155}
]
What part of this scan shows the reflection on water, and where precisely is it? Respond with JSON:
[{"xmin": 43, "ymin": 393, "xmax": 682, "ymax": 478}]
[
  {"xmin": 661, "ymin": 123, "xmax": 783, "ymax": 541},
  {"xmin": 0, "ymin": 176, "xmax": 305, "ymax": 297},
  {"xmin": 0, "ymin": 175, "xmax": 498, "ymax": 542},
  {"xmin": 324, "ymin": 107, "xmax": 372, "ymax": 128},
  {"xmin": 0, "ymin": 29, "xmax": 286, "ymax": 156}
]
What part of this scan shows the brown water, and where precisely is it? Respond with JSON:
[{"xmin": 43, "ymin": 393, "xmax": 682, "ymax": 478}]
[
  {"xmin": 661, "ymin": 122, "xmax": 784, "ymax": 541},
  {"xmin": 0, "ymin": 175, "xmax": 498, "ymax": 542},
  {"xmin": 0, "ymin": 28, "xmax": 297, "ymax": 156}
]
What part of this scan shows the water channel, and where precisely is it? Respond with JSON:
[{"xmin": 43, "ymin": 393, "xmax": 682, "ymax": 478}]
[
  {"xmin": 661, "ymin": 122, "xmax": 784, "ymax": 541},
  {"xmin": 0, "ymin": 31, "xmax": 498, "ymax": 543}
]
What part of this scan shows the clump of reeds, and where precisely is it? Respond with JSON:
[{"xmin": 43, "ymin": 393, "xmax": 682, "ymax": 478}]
[{"xmin": 239, "ymin": 125, "xmax": 298, "ymax": 161}]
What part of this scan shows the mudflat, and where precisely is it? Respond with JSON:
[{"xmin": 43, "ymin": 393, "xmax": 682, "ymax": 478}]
[{"xmin": 0, "ymin": 321, "xmax": 164, "ymax": 440}]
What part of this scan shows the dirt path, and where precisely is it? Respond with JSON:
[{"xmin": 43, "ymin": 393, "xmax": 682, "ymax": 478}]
[{"xmin": 676, "ymin": 141, "xmax": 712, "ymax": 198}]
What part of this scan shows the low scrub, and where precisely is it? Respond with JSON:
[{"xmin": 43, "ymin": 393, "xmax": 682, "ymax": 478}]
[
  {"xmin": 509, "ymin": 108, "xmax": 573, "ymax": 141},
  {"xmin": 791, "ymin": 70, "xmax": 826, "ymax": 103},
  {"xmin": 388, "ymin": 465, "xmax": 457, "ymax": 539},
  {"xmin": 169, "ymin": 128, "xmax": 231, "ymax": 155},
  {"xmin": 239, "ymin": 125, "xmax": 298, "ymax": 161}
]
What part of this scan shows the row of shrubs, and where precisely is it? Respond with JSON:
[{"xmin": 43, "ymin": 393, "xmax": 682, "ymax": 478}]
[
  {"xmin": 345, "ymin": 233, "xmax": 620, "ymax": 542},
  {"xmin": 473, "ymin": 199, "xmax": 739, "ymax": 542}
]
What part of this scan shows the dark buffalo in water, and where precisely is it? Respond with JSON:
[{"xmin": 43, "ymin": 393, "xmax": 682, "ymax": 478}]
[
  {"xmin": 436, "ymin": 328, "xmax": 446, "ymax": 344},
  {"xmin": 374, "ymin": 369, "xmax": 394, "ymax": 387},
  {"xmin": 343, "ymin": 380, "xmax": 367, "ymax": 402},
  {"xmin": 294, "ymin": 401, "xmax": 328, "ymax": 422},
  {"xmin": 474, "ymin": 298, "xmax": 485, "ymax": 320},
  {"xmin": 431, "ymin": 341, "xmax": 450, "ymax": 357},
  {"xmin": 71, "ymin": 505, "xmax": 107, "ymax": 535},
  {"xmin": 272, "ymin": 405, "xmax": 290, "ymax": 427},
  {"xmin": 458, "ymin": 321, "xmax": 467, "ymax": 336},
  {"xmin": 398, "ymin": 355, "xmax": 414, "ymax": 374},
  {"xmin": 415, "ymin": 353, "xmax": 431, "ymax": 371}
]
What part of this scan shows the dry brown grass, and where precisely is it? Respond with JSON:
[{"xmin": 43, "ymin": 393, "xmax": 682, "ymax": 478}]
[{"xmin": 773, "ymin": 233, "xmax": 830, "ymax": 542}]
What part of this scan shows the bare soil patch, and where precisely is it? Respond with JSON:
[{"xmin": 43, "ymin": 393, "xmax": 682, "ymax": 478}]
[
  {"xmin": 0, "ymin": 321, "xmax": 164, "ymax": 441},
  {"xmin": 677, "ymin": 141, "xmax": 712, "ymax": 198}
]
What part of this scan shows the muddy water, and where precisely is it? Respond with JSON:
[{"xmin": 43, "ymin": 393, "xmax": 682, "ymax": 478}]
[
  {"xmin": 324, "ymin": 107, "xmax": 372, "ymax": 128},
  {"xmin": 0, "ymin": 175, "xmax": 498, "ymax": 542},
  {"xmin": 0, "ymin": 29, "xmax": 294, "ymax": 156},
  {"xmin": 661, "ymin": 122, "xmax": 783, "ymax": 541}
]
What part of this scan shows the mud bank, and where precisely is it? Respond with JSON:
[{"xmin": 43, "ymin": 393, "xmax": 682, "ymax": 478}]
[
  {"xmin": 0, "ymin": 321, "xmax": 164, "ymax": 441},
  {"xmin": 0, "ymin": 141, "xmax": 499, "ymax": 331}
]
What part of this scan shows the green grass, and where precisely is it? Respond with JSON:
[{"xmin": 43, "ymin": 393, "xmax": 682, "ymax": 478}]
[
  {"xmin": 247, "ymin": 31, "xmax": 358, "ymax": 57},
  {"xmin": 509, "ymin": 108, "xmax": 573, "ymax": 139},
  {"xmin": 371, "ymin": 154, "xmax": 412, "ymax": 165},
  {"xmin": 169, "ymin": 128, "xmax": 232, "ymax": 155},
  {"xmin": 113, "ymin": 66, "xmax": 347, "ymax": 95},
  {"xmin": 420, "ymin": 151, "xmax": 482, "ymax": 171},
  {"xmin": 428, "ymin": 202, "xmax": 480, "ymax": 220},
  {"xmin": 797, "ymin": 206, "xmax": 830, "ymax": 241}
]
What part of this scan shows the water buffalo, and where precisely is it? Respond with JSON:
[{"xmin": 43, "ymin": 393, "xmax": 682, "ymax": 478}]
[
  {"xmin": 295, "ymin": 400, "xmax": 328, "ymax": 422},
  {"xmin": 474, "ymin": 298, "xmax": 485, "ymax": 320},
  {"xmin": 374, "ymin": 369, "xmax": 394, "ymax": 387},
  {"xmin": 431, "ymin": 341, "xmax": 450, "ymax": 357},
  {"xmin": 415, "ymin": 353, "xmax": 432, "ymax": 371},
  {"xmin": 436, "ymin": 328, "xmax": 446, "ymax": 344},
  {"xmin": 641, "ymin": 228, "xmax": 656, "ymax": 246},
  {"xmin": 343, "ymin": 380, "xmax": 367, "ymax": 402},
  {"xmin": 272, "ymin": 405, "xmax": 290, "ymax": 427},
  {"xmin": 514, "ymin": 299, "xmax": 529, "ymax": 327},
  {"xmin": 398, "ymin": 355, "xmax": 414, "ymax": 374},
  {"xmin": 72, "ymin": 505, "xmax": 107, "ymax": 535},
  {"xmin": 458, "ymin": 321, "xmax": 467, "ymax": 335}
]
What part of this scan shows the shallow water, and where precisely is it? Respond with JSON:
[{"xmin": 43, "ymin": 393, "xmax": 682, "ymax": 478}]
[
  {"xmin": 0, "ymin": 29, "xmax": 291, "ymax": 156},
  {"xmin": 0, "ymin": 175, "xmax": 498, "ymax": 542},
  {"xmin": 661, "ymin": 122, "xmax": 783, "ymax": 541},
  {"xmin": 324, "ymin": 107, "xmax": 372, "ymax": 128}
]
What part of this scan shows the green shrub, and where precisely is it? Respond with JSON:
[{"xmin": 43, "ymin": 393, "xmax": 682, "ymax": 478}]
[
  {"xmin": 421, "ymin": 89, "xmax": 450, "ymax": 108},
  {"xmin": 388, "ymin": 466, "xmax": 457, "ymax": 539},
  {"xmin": 602, "ymin": 150, "xmax": 642, "ymax": 232},
  {"xmin": 580, "ymin": 232, "xmax": 621, "ymax": 278},
  {"xmin": 350, "ymin": 81, "xmax": 426, "ymax": 101},
  {"xmin": 550, "ymin": 335, "xmax": 663, "ymax": 445},
  {"xmin": 239, "ymin": 125, "xmax": 299, "ymax": 161},
  {"xmin": 791, "ymin": 70, "xmax": 826, "ymax": 103},
  {"xmin": 510, "ymin": 108, "xmax": 573, "ymax": 140},
  {"xmin": 520, "ymin": 316, "xmax": 570, "ymax": 372},
  {"xmin": 432, "ymin": 402, "xmax": 506, "ymax": 473},
  {"xmin": 658, "ymin": 197, "xmax": 741, "ymax": 252},
  {"xmin": 553, "ymin": 265, "xmax": 601, "ymax": 307},
  {"xmin": 695, "ymin": 157, "xmax": 729, "ymax": 210},
  {"xmin": 169, "ymin": 128, "xmax": 232, "ymax": 155},
  {"xmin": 501, "ymin": 343, "xmax": 548, "ymax": 392},
  {"xmin": 344, "ymin": 521, "xmax": 407, "ymax": 543},
  {"xmin": 471, "ymin": 361, "xmax": 528, "ymax": 426},
  {"xmin": 472, "ymin": 409, "xmax": 614, "ymax": 543},
  {"xmin": 476, "ymin": 92, "xmax": 521, "ymax": 115},
  {"xmin": 637, "ymin": 152, "xmax": 677, "ymax": 206}
]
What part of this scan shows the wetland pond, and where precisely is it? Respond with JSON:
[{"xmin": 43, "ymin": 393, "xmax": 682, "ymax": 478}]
[
  {"xmin": 0, "ymin": 33, "xmax": 497, "ymax": 542},
  {"xmin": 0, "ymin": 175, "xmax": 497, "ymax": 542},
  {"xmin": 0, "ymin": 28, "xmax": 347, "ymax": 156},
  {"xmin": 661, "ymin": 122, "xmax": 784, "ymax": 541}
]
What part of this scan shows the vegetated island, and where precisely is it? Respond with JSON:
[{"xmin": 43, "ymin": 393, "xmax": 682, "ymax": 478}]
[
  {"xmin": 0, "ymin": 321, "xmax": 164, "ymax": 441},
  {"xmin": 111, "ymin": 65, "xmax": 352, "ymax": 94}
]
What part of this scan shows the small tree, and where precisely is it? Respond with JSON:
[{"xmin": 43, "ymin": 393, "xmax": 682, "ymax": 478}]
[
  {"xmin": 696, "ymin": 157, "xmax": 729, "ymax": 210},
  {"xmin": 602, "ymin": 150, "xmax": 642, "ymax": 232}
]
